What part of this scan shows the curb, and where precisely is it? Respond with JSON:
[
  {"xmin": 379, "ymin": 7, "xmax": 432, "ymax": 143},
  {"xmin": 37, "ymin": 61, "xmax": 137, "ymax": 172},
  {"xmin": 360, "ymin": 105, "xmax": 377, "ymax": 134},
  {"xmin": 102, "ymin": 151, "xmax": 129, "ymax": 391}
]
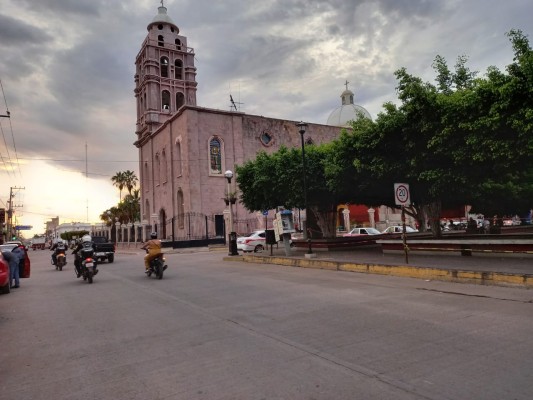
[{"xmin": 224, "ymin": 254, "xmax": 533, "ymax": 288}]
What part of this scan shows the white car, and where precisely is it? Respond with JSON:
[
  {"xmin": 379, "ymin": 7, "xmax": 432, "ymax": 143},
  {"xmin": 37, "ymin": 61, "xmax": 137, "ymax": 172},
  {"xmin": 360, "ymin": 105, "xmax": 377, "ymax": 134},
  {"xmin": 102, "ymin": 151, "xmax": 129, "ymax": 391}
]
[
  {"xmin": 342, "ymin": 227, "xmax": 382, "ymax": 237},
  {"xmin": 382, "ymin": 226, "xmax": 419, "ymax": 234},
  {"xmin": 237, "ymin": 230, "xmax": 266, "ymax": 253}
]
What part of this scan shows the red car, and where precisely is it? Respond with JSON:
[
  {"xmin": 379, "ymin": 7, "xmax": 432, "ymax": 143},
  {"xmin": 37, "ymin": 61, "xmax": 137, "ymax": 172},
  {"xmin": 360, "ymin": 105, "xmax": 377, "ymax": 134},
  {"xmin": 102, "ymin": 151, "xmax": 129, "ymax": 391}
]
[
  {"xmin": 0, "ymin": 252, "xmax": 10, "ymax": 294},
  {"xmin": 0, "ymin": 243, "xmax": 31, "ymax": 294}
]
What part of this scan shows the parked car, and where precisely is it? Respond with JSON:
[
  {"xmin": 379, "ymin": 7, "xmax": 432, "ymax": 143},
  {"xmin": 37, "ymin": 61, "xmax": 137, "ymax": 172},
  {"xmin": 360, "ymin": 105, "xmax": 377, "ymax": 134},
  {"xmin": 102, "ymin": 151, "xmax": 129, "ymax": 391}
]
[
  {"xmin": 0, "ymin": 252, "xmax": 10, "ymax": 294},
  {"xmin": 6, "ymin": 240, "xmax": 29, "ymax": 251},
  {"xmin": 0, "ymin": 243, "xmax": 31, "ymax": 279},
  {"xmin": 342, "ymin": 227, "xmax": 382, "ymax": 237},
  {"xmin": 382, "ymin": 226, "xmax": 419, "ymax": 234},
  {"xmin": 237, "ymin": 230, "xmax": 266, "ymax": 253}
]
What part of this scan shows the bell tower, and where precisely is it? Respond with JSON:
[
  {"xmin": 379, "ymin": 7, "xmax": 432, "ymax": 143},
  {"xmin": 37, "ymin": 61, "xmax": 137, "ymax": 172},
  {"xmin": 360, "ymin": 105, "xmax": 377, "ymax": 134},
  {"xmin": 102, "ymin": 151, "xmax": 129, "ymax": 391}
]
[{"xmin": 134, "ymin": 3, "xmax": 197, "ymax": 139}]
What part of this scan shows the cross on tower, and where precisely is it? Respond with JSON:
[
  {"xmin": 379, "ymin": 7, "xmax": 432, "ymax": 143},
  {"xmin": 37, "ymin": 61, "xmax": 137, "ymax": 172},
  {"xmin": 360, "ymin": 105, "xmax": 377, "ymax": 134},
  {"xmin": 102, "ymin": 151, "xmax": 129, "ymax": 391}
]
[
  {"xmin": 344, "ymin": 80, "xmax": 350, "ymax": 91},
  {"xmin": 160, "ymin": 0, "xmax": 164, "ymax": 7}
]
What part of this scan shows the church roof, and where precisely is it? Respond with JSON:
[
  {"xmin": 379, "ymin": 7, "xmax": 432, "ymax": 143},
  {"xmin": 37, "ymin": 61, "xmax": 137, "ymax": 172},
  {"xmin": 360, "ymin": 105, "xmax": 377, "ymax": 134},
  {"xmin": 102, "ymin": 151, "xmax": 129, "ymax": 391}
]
[
  {"xmin": 147, "ymin": 5, "xmax": 179, "ymax": 33},
  {"xmin": 326, "ymin": 85, "xmax": 371, "ymax": 127}
]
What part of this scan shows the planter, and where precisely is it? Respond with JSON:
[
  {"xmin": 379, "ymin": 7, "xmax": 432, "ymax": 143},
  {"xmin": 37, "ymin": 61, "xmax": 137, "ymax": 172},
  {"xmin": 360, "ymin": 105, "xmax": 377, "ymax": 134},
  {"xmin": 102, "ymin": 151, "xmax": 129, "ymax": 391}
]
[{"xmin": 378, "ymin": 235, "xmax": 533, "ymax": 257}]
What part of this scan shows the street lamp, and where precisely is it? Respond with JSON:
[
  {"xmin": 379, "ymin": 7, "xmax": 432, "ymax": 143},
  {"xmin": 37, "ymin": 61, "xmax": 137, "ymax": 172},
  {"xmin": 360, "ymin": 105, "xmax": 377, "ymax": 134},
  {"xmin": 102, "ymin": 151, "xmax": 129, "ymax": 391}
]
[
  {"xmin": 296, "ymin": 121, "xmax": 312, "ymax": 254},
  {"xmin": 224, "ymin": 170, "xmax": 239, "ymax": 256}
]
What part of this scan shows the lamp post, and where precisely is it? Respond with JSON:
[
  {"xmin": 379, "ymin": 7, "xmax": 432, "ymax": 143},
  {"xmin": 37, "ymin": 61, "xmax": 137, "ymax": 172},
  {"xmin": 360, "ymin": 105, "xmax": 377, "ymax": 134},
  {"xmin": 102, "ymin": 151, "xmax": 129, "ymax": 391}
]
[
  {"xmin": 224, "ymin": 170, "xmax": 239, "ymax": 256},
  {"xmin": 114, "ymin": 218, "xmax": 120, "ymax": 247},
  {"xmin": 297, "ymin": 122, "xmax": 313, "ymax": 255}
]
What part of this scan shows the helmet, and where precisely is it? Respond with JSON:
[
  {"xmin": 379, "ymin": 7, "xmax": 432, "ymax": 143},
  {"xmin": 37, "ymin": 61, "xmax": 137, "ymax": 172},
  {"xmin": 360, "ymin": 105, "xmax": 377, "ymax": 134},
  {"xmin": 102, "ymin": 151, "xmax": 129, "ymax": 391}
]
[
  {"xmin": 82, "ymin": 234, "xmax": 92, "ymax": 243},
  {"xmin": 57, "ymin": 239, "xmax": 63, "ymax": 244},
  {"xmin": 150, "ymin": 232, "xmax": 157, "ymax": 239}
]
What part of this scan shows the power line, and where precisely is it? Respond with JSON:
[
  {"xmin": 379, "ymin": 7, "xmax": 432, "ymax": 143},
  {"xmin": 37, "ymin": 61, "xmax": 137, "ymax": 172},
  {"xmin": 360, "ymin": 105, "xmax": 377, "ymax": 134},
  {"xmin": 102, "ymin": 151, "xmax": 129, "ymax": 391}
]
[{"xmin": 0, "ymin": 78, "xmax": 22, "ymax": 179}]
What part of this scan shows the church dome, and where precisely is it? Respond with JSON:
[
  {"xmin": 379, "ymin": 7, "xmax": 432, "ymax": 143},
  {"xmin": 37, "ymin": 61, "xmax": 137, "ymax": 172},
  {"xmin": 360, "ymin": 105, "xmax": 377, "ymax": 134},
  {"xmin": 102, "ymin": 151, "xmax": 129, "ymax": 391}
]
[
  {"xmin": 327, "ymin": 86, "xmax": 371, "ymax": 127},
  {"xmin": 147, "ymin": 5, "xmax": 179, "ymax": 33}
]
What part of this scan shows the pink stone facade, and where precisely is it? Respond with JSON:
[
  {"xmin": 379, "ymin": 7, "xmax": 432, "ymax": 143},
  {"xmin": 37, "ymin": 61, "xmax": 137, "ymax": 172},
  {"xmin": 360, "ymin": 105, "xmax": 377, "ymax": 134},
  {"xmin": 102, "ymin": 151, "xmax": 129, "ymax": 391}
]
[
  {"xmin": 134, "ymin": 7, "xmax": 343, "ymax": 240},
  {"xmin": 137, "ymin": 105, "xmax": 342, "ymax": 239}
]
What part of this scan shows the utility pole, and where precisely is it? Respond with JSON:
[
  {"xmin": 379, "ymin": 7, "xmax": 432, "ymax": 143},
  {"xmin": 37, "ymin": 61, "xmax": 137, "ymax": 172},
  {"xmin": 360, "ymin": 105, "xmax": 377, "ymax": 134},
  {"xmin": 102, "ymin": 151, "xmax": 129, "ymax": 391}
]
[
  {"xmin": 0, "ymin": 111, "xmax": 11, "ymax": 242},
  {"xmin": 7, "ymin": 186, "xmax": 24, "ymax": 240}
]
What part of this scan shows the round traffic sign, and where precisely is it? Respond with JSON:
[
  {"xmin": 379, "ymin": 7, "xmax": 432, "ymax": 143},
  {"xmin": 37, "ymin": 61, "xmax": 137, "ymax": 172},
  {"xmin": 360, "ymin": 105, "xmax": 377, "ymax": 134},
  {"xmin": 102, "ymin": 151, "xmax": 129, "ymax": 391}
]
[{"xmin": 395, "ymin": 183, "xmax": 410, "ymax": 205}]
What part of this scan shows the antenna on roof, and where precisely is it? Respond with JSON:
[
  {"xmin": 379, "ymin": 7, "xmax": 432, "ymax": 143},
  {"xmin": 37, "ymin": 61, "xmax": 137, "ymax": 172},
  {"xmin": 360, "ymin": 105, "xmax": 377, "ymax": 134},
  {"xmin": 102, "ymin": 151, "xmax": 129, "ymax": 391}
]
[{"xmin": 229, "ymin": 94, "xmax": 243, "ymax": 111}]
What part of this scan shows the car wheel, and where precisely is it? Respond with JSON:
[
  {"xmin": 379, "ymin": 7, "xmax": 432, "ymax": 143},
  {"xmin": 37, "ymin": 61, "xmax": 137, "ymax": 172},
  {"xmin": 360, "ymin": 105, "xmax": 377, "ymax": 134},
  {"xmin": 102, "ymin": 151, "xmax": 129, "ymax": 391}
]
[
  {"xmin": 0, "ymin": 283, "xmax": 10, "ymax": 294},
  {"xmin": 108, "ymin": 254, "xmax": 114, "ymax": 263},
  {"xmin": 254, "ymin": 245, "xmax": 264, "ymax": 253}
]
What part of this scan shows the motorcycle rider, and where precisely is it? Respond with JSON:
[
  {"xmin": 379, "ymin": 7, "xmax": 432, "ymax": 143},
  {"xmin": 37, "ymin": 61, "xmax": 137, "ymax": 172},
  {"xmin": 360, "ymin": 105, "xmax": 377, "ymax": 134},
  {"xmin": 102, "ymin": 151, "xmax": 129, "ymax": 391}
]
[
  {"xmin": 50, "ymin": 239, "xmax": 67, "ymax": 265},
  {"xmin": 141, "ymin": 232, "xmax": 164, "ymax": 274},
  {"xmin": 72, "ymin": 234, "xmax": 98, "ymax": 278}
]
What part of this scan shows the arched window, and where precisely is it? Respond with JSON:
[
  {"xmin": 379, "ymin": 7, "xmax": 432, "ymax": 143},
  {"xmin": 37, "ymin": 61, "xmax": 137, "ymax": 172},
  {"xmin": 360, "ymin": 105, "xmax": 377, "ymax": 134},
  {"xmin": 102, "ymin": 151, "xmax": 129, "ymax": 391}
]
[
  {"xmin": 161, "ymin": 90, "xmax": 170, "ymax": 111},
  {"xmin": 158, "ymin": 35, "xmax": 164, "ymax": 47},
  {"xmin": 144, "ymin": 162, "xmax": 149, "ymax": 192},
  {"xmin": 160, "ymin": 57, "xmax": 169, "ymax": 77},
  {"xmin": 161, "ymin": 149, "xmax": 168, "ymax": 183},
  {"xmin": 159, "ymin": 208, "xmax": 167, "ymax": 239},
  {"xmin": 176, "ymin": 92, "xmax": 185, "ymax": 110},
  {"xmin": 175, "ymin": 140, "xmax": 182, "ymax": 176},
  {"xmin": 177, "ymin": 189, "xmax": 184, "ymax": 229},
  {"xmin": 145, "ymin": 199, "xmax": 150, "ymax": 220},
  {"xmin": 155, "ymin": 153, "xmax": 161, "ymax": 186},
  {"xmin": 174, "ymin": 59, "xmax": 183, "ymax": 79},
  {"xmin": 175, "ymin": 38, "xmax": 181, "ymax": 50},
  {"xmin": 209, "ymin": 137, "xmax": 223, "ymax": 175}
]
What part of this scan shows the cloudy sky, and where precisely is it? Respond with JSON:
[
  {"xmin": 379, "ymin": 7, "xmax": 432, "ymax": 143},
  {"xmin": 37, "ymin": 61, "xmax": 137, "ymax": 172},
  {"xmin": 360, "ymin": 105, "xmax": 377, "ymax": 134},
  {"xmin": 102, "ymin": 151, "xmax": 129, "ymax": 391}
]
[{"xmin": 0, "ymin": 0, "xmax": 531, "ymax": 237}]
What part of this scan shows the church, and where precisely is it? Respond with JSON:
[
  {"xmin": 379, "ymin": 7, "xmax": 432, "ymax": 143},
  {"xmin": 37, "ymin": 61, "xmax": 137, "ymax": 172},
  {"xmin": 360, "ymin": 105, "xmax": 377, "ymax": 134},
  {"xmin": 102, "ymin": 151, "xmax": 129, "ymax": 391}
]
[{"xmin": 134, "ymin": 4, "xmax": 397, "ymax": 241}]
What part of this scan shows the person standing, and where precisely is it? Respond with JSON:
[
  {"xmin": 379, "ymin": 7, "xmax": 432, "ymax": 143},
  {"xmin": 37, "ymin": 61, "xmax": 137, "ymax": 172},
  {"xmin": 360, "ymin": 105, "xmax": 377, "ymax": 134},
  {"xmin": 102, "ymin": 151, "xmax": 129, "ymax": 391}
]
[
  {"xmin": 12, "ymin": 246, "xmax": 25, "ymax": 287},
  {"xmin": 1, "ymin": 249, "xmax": 20, "ymax": 288}
]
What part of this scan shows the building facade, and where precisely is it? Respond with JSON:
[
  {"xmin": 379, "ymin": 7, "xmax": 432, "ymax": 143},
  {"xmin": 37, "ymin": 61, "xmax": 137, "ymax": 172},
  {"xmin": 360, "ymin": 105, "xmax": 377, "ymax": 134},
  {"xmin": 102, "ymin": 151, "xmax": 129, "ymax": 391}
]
[{"xmin": 134, "ymin": 5, "xmax": 344, "ymax": 240}]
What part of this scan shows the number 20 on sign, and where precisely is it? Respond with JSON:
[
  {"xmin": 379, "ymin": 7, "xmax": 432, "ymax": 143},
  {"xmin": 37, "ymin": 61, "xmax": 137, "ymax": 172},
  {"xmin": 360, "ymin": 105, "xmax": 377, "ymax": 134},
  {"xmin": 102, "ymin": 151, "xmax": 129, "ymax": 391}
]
[{"xmin": 394, "ymin": 183, "xmax": 410, "ymax": 206}]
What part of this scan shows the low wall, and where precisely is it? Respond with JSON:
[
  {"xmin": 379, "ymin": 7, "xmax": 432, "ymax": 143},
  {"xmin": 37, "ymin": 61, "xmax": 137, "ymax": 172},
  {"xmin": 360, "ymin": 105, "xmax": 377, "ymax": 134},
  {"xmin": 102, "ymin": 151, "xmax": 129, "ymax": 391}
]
[{"xmin": 378, "ymin": 235, "xmax": 533, "ymax": 257}]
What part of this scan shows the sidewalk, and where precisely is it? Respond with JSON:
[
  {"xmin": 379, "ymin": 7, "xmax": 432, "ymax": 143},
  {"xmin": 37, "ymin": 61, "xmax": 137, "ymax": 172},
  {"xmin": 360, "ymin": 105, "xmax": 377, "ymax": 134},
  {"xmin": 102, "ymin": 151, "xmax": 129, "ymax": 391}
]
[{"xmin": 224, "ymin": 245, "xmax": 533, "ymax": 288}]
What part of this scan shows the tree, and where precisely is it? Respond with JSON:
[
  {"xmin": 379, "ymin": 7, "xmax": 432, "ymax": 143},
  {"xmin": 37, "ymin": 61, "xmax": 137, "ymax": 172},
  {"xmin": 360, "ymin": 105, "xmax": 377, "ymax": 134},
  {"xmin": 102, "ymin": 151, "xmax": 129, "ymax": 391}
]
[
  {"xmin": 236, "ymin": 30, "xmax": 532, "ymax": 239},
  {"xmin": 237, "ymin": 145, "xmax": 342, "ymax": 238},
  {"xmin": 111, "ymin": 171, "xmax": 126, "ymax": 201},
  {"xmin": 111, "ymin": 170, "xmax": 139, "ymax": 201},
  {"xmin": 325, "ymin": 30, "xmax": 533, "ymax": 236},
  {"xmin": 122, "ymin": 170, "xmax": 138, "ymax": 196}
]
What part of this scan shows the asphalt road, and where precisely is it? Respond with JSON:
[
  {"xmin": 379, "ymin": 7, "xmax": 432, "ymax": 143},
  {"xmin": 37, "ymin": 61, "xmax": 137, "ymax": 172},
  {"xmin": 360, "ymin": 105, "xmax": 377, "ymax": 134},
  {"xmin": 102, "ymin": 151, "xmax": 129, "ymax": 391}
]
[{"xmin": 1, "ymin": 249, "xmax": 532, "ymax": 400}]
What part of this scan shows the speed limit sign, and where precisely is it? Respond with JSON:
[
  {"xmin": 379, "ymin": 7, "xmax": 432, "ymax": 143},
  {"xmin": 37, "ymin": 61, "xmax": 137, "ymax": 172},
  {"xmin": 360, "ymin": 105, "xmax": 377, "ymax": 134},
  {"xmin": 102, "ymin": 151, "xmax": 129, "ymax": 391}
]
[{"xmin": 394, "ymin": 183, "xmax": 410, "ymax": 206}]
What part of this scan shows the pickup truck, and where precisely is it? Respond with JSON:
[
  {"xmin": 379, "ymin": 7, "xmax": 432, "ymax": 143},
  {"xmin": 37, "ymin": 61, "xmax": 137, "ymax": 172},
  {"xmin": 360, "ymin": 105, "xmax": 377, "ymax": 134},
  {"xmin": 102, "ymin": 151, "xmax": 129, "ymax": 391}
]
[{"xmin": 92, "ymin": 236, "xmax": 115, "ymax": 263}]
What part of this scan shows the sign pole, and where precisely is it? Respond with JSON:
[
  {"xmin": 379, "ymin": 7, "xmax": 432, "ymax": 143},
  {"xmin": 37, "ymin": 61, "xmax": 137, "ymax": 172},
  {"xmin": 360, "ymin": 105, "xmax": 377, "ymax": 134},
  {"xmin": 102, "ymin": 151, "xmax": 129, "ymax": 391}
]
[
  {"xmin": 394, "ymin": 183, "xmax": 410, "ymax": 264},
  {"xmin": 401, "ymin": 206, "xmax": 408, "ymax": 264}
]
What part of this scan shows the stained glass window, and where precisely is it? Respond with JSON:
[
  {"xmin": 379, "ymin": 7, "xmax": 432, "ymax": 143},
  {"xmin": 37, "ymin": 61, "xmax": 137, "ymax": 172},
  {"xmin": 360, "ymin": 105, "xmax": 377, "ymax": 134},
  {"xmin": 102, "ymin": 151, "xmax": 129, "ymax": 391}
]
[{"xmin": 210, "ymin": 138, "xmax": 222, "ymax": 174}]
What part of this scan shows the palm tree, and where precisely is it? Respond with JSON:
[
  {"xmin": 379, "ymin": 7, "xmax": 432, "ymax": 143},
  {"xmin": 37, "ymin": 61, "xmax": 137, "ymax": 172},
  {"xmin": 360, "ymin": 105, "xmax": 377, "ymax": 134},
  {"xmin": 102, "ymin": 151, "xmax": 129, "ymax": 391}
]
[
  {"xmin": 123, "ymin": 170, "xmax": 138, "ymax": 195},
  {"xmin": 111, "ymin": 171, "xmax": 126, "ymax": 201},
  {"xmin": 121, "ymin": 189, "xmax": 141, "ymax": 223}
]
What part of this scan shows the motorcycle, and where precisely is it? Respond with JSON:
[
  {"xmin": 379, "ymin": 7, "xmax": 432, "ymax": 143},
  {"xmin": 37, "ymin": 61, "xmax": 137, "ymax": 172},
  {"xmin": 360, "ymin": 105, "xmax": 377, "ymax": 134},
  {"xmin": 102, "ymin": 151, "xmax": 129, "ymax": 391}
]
[
  {"xmin": 77, "ymin": 244, "xmax": 98, "ymax": 284},
  {"xmin": 56, "ymin": 251, "xmax": 66, "ymax": 271},
  {"xmin": 146, "ymin": 252, "xmax": 167, "ymax": 280}
]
